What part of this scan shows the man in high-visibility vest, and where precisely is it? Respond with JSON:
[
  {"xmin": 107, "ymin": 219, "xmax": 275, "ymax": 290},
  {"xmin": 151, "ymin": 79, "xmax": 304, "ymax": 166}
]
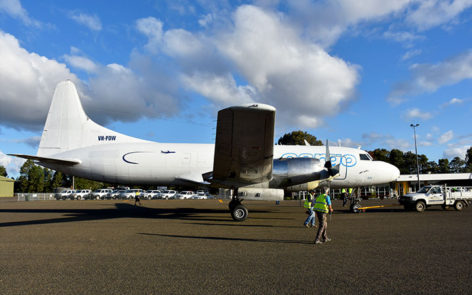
[
  {"xmin": 313, "ymin": 187, "xmax": 333, "ymax": 244},
  {"xmin": 303, "ymin": 191, "xmax": 316, "ymax": 228},
  {"xmin": 341, "ymin": 188, "xmax": 348, "ymax": 207}
]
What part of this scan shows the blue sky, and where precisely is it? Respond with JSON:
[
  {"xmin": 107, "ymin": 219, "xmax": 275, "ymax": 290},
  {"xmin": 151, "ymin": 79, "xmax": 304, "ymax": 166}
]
[{"xmin": 0, "ymin": 0, "xmax": 471, "ymax": 177}]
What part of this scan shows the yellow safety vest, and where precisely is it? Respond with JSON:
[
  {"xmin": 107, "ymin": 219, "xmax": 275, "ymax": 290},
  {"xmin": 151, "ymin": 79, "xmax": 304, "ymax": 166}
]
[
  {"xmin": 341, "ymin": 188, "xmax": 346, "ymax": 193},
  {"xmin": 313, "ymin": 194, "xmax": 329, "ymax": 213},
  {"xmin": 348, "ymin": 188, "xmax": 353, "ymax": 194},
  {"xmin": 303, "ymin": 199, "xmax": 312, "ymax": 209}
]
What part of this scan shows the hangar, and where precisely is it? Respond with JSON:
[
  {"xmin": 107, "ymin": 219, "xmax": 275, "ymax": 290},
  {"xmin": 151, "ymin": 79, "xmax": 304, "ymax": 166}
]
[{"xmin": 0, "ymin": 176, "xmax": 15, "ymax": 197}]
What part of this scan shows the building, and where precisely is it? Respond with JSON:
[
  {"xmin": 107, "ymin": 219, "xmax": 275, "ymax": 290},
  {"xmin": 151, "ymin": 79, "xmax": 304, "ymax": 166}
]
[
  {"xmin": 0, "ymin": 176, "xmax": 15, "ymax": 197},
  {"xmin": 396, "ymin": 173, "xmax": 472, "ymax": 195}
]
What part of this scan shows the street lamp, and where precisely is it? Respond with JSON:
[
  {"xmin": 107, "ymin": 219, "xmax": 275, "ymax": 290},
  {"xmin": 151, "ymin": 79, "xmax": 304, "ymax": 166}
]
[{"xmin": 410, "ymin": 123, "xmax": 420, "ymax": 191}]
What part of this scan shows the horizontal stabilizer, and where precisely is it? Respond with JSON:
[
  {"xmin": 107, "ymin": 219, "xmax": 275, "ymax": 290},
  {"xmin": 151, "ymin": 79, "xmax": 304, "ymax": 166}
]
[{"xmin": 8, "ymin": 154, "xmax": 81, "ymax": 166}]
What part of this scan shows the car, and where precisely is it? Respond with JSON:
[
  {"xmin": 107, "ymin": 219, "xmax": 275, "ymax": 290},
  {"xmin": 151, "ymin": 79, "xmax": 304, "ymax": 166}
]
[
  {"xmin": 160, "ymin": 190, "xmax": 177, "ymax": 199},
  {"xmin": 144, "ymin": 190, "xmax": 161, "ymax": 199},
  {"xmin": 72, "ymin": 189, "xmax": 91, "ymax": 200},
  {"xmin": 177, "ymin": 191, "xmax": 196, "ymax": 199},
  {"xmin": 55, "ymin": 189, "xmax": 76, "ymax": 200},
  {"xmin": 91, "ymin": 189, "xmax": 113, "ymax": 200},
  {"xmin": 109, "ymin": 189, "xmax": 126, "ymax": 199},
  {"xmin": 119, "ymin": 189, "xmax": 144, "ymax": 199},
  {"xmin": 194, "ymin": 190, "xmax": 209, "ymax": 199}
]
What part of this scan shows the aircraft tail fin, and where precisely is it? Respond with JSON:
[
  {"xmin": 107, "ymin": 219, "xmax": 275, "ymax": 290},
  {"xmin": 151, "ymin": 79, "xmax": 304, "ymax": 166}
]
[{"xmin": 37, "ymin": 80, "xmax": 145, "ymax": 157}]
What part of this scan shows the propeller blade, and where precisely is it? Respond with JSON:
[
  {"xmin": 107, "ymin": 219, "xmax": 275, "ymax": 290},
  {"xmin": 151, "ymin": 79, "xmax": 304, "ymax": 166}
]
[{"xmin": 324, "ymin": 139, "xmax": 332, "ymax": 170}]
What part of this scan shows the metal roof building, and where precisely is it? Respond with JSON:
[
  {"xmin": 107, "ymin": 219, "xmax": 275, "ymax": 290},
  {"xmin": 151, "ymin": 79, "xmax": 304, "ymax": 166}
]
[
  {"xmin": 396, "ymin": 173, "xmax": 472, "ymax": 195},
  {"xmin": 0, "ymin": 176, "xmax": 15, "ymax": 197}
]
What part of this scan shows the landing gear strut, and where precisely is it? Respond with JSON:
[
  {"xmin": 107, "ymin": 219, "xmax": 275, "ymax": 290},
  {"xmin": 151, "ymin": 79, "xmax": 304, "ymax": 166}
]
[
  {"xmin": 349, "ymin": 188, "xmax": 362, "ymax": 213},
  {"xmin": 229, "ymin": 194, "xmax": 248, "ymax": 222}
]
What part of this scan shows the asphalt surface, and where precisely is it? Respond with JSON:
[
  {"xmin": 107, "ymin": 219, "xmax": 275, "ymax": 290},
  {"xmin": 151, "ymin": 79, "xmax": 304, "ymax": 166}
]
[{"xmin": 0, "ymin": 198, "xmax": 471, "ymax": 294}]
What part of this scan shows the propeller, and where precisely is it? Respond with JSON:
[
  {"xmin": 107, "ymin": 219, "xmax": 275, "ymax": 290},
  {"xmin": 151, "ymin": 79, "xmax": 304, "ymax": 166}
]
[{"xmin": 324, "ymin": 140, "xmax": 339, "ymax": 177}]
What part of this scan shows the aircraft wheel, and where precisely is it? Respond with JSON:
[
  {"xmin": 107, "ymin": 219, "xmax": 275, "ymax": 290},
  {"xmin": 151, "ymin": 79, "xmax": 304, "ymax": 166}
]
[
  {"xmin": 454, "ymin": 201, "xmax": 464, "ymax": 211},
  {"xmin": 231, "ymin": 204, "xmax": 248, "ymax": 222},
  {"xmin": 350, "ymin": 203, "xmax": 361, "ymax": 213},
  {"xmin": 415, "ymin": 201, "xmax": 426, "ymax": 212}
]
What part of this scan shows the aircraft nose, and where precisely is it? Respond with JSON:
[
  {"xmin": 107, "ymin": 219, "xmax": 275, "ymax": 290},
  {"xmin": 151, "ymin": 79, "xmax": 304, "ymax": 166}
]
[{"xmin": 383, "ymin": 162, "xmax": 400, "ymax": 182}]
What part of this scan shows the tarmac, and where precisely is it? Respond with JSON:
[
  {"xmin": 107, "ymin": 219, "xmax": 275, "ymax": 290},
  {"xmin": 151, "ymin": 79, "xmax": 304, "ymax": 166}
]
[{"xmin": 0, "ymin": 198, "xmax": 471, "ymax": 294}]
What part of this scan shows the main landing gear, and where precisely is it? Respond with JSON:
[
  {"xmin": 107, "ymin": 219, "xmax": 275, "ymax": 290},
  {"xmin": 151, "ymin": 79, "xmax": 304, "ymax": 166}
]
[{"xmin": 229, "ymin": 196, "xmax": 248, "ymax": 222}]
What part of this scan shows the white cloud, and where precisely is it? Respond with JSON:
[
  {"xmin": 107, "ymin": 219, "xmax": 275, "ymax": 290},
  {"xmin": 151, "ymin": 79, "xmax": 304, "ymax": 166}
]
[
  {"xmin": 217, "ymin": 5, "xmax": 359, "ymax": 127},
  {"xmin": 136, "ymin": 6, "xmax": 359, "ymax": 128},
  {"xmin": 384, "ymin": 30, "xmax": 423, "ymax": 43},
  {"xmin": 406, "ymin": 0, "xmax": 472, "ymax": 31},
  {"xmin": 0, "ymin": 31, "xmax": 77, "ymax": 130},
  {"xmin": 0, "ymin": 0, "xmax": 40, "ymax": 26},
  {"xmin": 136, "ymin": 17, "xmax": 163, "ymax": 54},
  {"xmin": 0, "ymin": 30, "xmax": 180, "ymax": 130},
  {"xmin": 69, "ymin": 12, "xmax": 102, "ymax": 31},
  {"xmin": 404, "ymin": 108, "xmax": 433, "ymax": 120},
  {"xmin": 361, "ymin": 132, "xmax": 411, "ymax": 150},
  {"xmin": 198, "ymin": 13, "xmax": 213, "ymax": 27},
  {"xmin": 401, "ymin": 49, "xmax": 422, "ymax": 61},
  {"xmin": 388, "ymin": 50, "xmax": 472, "ymax": 103},
  {"xmin": 286, "ymin": 0, "xmax": 412, "ymax": 48},
  {"xmin": 438, "ymin": 130, "xmax": 454, "ymax": 144},
  {"xmin": 181, "ymin": 72, "xmax": 255, "ymax": 105},
  {"xmin": 443, "ymin": 145, "xmax": 468, "ymax": 159},
  {"xmin": 0, "ymin": 150, "xmax": 25, "ymax": 177},
  {"xmin": 63, "ymin": 54, "xmax": 99, "ymax": 73}
]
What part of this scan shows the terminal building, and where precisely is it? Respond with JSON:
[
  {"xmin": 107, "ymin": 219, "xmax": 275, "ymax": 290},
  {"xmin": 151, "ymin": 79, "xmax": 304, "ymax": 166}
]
[{"xmin": 395, "ymin": 173, "xmax": 472, "ymax": 195}]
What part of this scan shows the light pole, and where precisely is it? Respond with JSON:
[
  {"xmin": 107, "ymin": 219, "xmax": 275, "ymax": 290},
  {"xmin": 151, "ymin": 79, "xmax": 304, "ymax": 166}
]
[{"xmin": 410, "ymin": 123, "xmax": 420, "ymax": 191}]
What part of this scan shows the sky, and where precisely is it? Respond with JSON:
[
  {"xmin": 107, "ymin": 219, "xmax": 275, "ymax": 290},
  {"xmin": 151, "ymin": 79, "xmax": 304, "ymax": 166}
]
[{"xmin": 0, "ymin": 0, "xmax": 471, "ymax": 177}]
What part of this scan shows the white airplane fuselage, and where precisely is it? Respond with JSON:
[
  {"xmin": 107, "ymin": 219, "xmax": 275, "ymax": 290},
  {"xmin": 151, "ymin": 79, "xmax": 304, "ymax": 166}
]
[{"xmin": 42, "ymin": 141, "xmax": 399, "ymax": 188}]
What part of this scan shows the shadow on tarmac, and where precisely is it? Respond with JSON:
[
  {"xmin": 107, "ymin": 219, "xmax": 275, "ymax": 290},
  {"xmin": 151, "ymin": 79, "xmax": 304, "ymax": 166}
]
[
  {"xmin": 0, "ymin": 203, "xmax": 270, "ymax": 227},
  {"xmin": 138, "ymin": 232, "xmax": 313, "ymax": 245}
]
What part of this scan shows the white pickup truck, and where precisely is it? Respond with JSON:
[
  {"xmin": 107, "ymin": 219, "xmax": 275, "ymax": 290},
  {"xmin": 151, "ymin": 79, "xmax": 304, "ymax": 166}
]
[{"xmin": 400, "ymin": 185, "xmax": 472, "ymax": 212}]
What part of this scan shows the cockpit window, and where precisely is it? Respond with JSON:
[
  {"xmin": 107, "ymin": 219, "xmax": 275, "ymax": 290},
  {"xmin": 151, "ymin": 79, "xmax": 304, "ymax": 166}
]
[{"xmin": 359, "ymin": 153, "xmax": 371, "ymax": 161}]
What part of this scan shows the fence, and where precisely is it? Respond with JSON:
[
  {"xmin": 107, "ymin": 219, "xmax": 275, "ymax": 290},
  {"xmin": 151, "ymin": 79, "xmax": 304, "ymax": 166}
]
[{"xmin": 16, "ymin": 193, "xmax": 55, "ymax": 201}]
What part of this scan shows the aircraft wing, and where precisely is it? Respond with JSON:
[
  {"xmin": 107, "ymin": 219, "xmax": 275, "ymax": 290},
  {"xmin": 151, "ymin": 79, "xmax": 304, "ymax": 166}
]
[
  {"xmin": 209, "ymin": 104, "xmax": 275, "ymax": 188},
  {"xmin": 8, "ymin": 154, "xmax": 81, "ymax": 166}
]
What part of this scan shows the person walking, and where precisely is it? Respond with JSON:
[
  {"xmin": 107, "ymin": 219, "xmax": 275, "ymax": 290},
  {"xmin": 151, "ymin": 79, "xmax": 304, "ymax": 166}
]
[
  {"xmin": 134, "ymin": 190, "xmax": 142, "ymax": 206},
  {"xmin": 313, "ymin": 187, "xmax": 333, "ymax": 244},
  {"xmin": 342, "ymin": 188, "xmax": 348, "ymax": 207},
  {"xmin": 303, "ymin": 191, "xmax": 316, "ymax": 228}
]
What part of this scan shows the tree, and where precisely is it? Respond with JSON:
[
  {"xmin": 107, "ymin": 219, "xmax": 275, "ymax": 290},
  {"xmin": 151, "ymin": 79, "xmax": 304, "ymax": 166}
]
[
  {"xmin": 369, "ymin": 148, "xmax": 389, "ymax": 162},
  {"xmin": 0, "ymin": 165, "xmax": 7, "ymax": 177},
  {"xmin": 449, "ymin": 157, "xmax": 466, "ymax": 173},
  {"xmin": 50, "ymin": 171, "xmax": 64, "ymax": 191},
  {"xmin": 423, "ymin": 161, "xmax": 439, "ymax": 174},
  {"xmin": 277, "ymin": 130, "xmax": 323, "ymax": 146},
  {"xmin": 74, "ymin": 177, "xmax": 104, "ymax": 191},
  {"xmin": 438, "ymin": 159, "xmax": 450, "ymax": 173},
  {"xmin": 465, "ymin": 147, "xmax": 472, "ymax": 172},
  {"xmin": 389, "ymin": 149, "xmax": 404, "ymax": 172}
]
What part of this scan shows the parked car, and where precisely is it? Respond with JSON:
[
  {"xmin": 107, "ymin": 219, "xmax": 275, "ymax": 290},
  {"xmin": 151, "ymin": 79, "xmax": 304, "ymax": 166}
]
[
  {"xmin": 91, "ymin": 189, "xmax": 113, "ymax": 200},
  {"xmin": 119, "ymin": 189, "xmax": 144, "ymax": 199},
  {"xmin": 194, "ymin": 190, "xmax": 209, "ymax": 199},
  {"xmin": 55, "ymin": 189, "xmax": 76, "ymax": 200},
  {"xmin": 72, "ymin": 189, "xmax": 91, "ymax": 200},
  {"xmin": 161, "ymin": 190, "xmax": 177, "ymax": 199},
  {"xmin": 177, "ymin": 191, "xmax": 196, "ymax": 199},
  {"xmin": 110, "ymin": 189, "xmax": 126, "ymax": 199},
  {"xmin": 145, "ymin": 190, "xmax": 161, "ymax": 199}
]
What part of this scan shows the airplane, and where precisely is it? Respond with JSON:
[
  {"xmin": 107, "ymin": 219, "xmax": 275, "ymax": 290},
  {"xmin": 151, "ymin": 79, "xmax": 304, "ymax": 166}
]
[{"xmin": 11, "ymin": 80, "xmax": 400, "ymax": 221}]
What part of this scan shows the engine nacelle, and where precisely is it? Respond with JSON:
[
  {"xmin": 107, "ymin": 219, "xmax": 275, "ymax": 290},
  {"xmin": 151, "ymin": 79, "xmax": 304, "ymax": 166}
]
[
  {"xmin": 238, "ymin": 187, "xmax": 284, "ymax": 201},
  {"xmin": 270, "ymin": 157, "xmax": 329, "ymax": 188}
]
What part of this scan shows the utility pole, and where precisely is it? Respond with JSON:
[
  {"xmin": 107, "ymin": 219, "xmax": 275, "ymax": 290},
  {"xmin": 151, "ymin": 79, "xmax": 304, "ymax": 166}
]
[{"xmin": 410, "ymin": 123, "xmax": 420, "ymax": 191}]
